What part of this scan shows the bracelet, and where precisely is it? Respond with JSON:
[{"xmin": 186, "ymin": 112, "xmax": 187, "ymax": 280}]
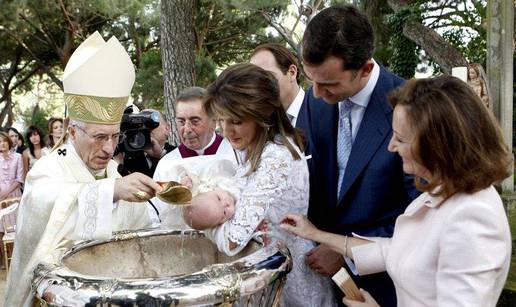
[{"xmin": 344, "ymin": 235, "xmax": 348, "ymax": 258}]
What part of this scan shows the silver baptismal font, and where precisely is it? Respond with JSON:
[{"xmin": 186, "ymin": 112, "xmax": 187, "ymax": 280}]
[{"xmin": 32, "ymin": 229, "xmax": 292, "ymax": 306}]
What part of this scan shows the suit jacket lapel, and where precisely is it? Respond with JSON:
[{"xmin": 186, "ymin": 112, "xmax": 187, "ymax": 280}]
[
  {"xmin": 295, "ymin": 99, "xmax": 307, "ymax": 129},
  {"xmin": 318, "ymin": 101, "xmax": 340, "ymax": 207},
  {"xmin": 338, "ymin": 69, "xmax": 394, "ymax": 203}
]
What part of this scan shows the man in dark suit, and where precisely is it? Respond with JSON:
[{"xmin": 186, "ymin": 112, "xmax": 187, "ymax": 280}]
[{"xmin": 297, "ymin": 5, "xmax": 420, "ymax": 306}]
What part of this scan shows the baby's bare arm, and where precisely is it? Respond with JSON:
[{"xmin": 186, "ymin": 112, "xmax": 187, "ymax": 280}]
[{"xmin": 180, "ymin": 175, "xmax": 193, "ymax": 188}]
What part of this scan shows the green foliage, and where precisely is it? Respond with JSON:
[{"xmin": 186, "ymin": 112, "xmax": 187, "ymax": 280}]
[
  {"xmin": 221, "ymin": 0, "xmax": 287, "ymax": 11},
  {"xmin": 133, "ymin": 48, "xmax": 163, "ymax": 110},
  {"xmin": 440, "ymin": 28, "xmax": 486, "ymax": 66},
  {"xmin": 195, "ymin": 51, "xmax": 218, "ymax": 87},
  {"xmin": 361, "ymin": 0, "xmax": 395, "ymax": 68},
  {"xmin": 418, "ymin": 0, "xmax": 486, "ymax": 74},
  {"xmin": 388, "ymin": 7, "xmax": 420, "ymax": 79},
  {"xmin": 0, "ymin": 0, "xmax": 127, "ymax": 125},
  {"xmin": 132, "ymin": 0, "xmax": 285, "ymax": 110},
  {"xmin": 196, "ymin": 0, "xmax": 284, "ymax": 67},
  {"xmin": 21, "ymin": 105, "xmax": 50, "ymax": 134}
]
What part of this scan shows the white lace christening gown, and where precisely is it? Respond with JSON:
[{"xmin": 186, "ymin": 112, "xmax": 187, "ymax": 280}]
[{"xmin": 206, "ymin": 140, "xmax": 337, "ymax": 307}]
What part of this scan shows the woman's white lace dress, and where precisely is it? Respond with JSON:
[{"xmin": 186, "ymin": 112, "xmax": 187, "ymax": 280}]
[{"xmin": 206, "ymin": 139, "xmax": 337, "ymax": 307}]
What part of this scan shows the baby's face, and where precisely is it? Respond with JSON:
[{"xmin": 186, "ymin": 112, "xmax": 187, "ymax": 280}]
[
  {"xmin": 186, "ymin": 189, "xmax": 236, "ymax": 229},
  {"xmin": 206, "ymin": 189, "xmax": 236, "ymax": 223}
]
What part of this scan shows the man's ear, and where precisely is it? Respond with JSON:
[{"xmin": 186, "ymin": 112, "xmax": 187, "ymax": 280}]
[
  {"xmin": 288, "ymin": 64, "xmax": 298, "ymax": 83},
  {"xmin": 360, "ymin": 60, "xmax": 374, "ymax": 78},
  {"xmin": 68, "ymin": 125, "xmax": 77, "ymax": 140}
]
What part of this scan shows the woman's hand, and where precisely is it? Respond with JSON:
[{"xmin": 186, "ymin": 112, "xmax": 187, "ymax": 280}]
[
  {"xmin": 280, "ymin": 214, "xmax": 319, "ymax": 241},
  {"xmin": 342, "ymin": 289, "xmax": 380, "ymax": 307},
  {"xmin": 256, "ymin": 219, "xmax": 272, "ymax": 245}
]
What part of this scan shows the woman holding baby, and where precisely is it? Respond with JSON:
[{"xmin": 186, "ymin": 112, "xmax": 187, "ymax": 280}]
[{"xmin": 202, "ymin": 63, "xmax": 337, "ymax": 306}]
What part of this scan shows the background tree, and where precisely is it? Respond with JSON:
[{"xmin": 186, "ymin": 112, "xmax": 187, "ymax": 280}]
[
  {"xmin": 0, "ymin": 0, "xmax": 161, "ymax": 127},
  {"xmin": 0, "ymin": 0, "xmax": 119, "ymax": 127},
  {"xmin": 0, "ymin": 0, "xmax": 493, "ymax": 137},
  {"xmin": 159, "ymin": 0, "xmax": 287, "ymax": 144},
  {"xmin": 160, "ymin": 0, "xmax": 197, "ymax": 145}
]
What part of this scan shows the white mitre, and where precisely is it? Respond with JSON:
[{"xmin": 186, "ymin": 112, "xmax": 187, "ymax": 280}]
[{"xmin": 63, "ymin": 31, "xmax": 135, "ymax": 124}]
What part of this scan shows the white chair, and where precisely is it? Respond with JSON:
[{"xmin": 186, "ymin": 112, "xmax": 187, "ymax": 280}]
[{"xmin": 0, "ymin": 197, "xmax": 21, "ymax": 274}]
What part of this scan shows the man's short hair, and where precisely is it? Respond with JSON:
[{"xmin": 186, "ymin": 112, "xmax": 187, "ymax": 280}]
[
  {"xmin": 251, "ymin": 43, "xmax": 300, "ymax": 84},
  {"xmin": 302, "ymin": 4, "xmax": 374, "ymax": 70},
  {"xmin": 175, "ymin": 87, "xmax": 206, "ymax": 105}
]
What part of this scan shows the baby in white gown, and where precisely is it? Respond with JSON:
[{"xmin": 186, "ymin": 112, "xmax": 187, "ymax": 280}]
[
  {"xmin": 159, "ymin": 151, "xmax": 337, "ymax": 307},
  {"xmin": 159, "ymin": 156, "xmax": 240, "ymax": 230}
]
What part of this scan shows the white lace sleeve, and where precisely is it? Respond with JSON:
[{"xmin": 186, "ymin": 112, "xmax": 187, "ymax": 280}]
[{"xmin": 225, "ymin": 145, "xmax": 295, "ymax": 249}]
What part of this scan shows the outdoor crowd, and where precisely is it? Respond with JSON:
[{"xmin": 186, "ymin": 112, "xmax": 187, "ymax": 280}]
[
  {"xmin": 1, "ymin": 4, "xmax": 513, "ymax": 307},
  {"xmin": 1, "ymin": 118, "xmax": 64, "ymax": 200}
]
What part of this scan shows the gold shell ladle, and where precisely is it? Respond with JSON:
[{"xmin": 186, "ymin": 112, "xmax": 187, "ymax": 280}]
[{"xmin": 156, "ymin": 181, "xmax": 192, "ymax": 205}]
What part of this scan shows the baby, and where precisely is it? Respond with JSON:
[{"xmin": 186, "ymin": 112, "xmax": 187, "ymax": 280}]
[
  {"xmin": 182, "ymin": 187, "xmax": 236, "ymax": 229},
  {"xmin": 163, "ymin": 156, "xmax": 239, "ymax": 230}
]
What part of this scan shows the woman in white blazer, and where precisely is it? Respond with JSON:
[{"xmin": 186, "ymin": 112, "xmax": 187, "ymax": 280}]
[{"xmin": 281, "ymin": 75, "xmax": 512, "ymax": 307}]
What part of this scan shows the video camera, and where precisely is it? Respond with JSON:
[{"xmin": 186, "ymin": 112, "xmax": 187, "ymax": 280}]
[
  {"xmin": 116, "ymin": 106, "xmax": 161, "ymax": 176},
  {"xmin": 116, "ymin": 106, "xmax": 160, "ymax": 154}
]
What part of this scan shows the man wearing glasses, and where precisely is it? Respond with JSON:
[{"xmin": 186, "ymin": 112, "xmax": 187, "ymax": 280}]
[
  {"xmin": 150, "ymin": 86, "xmax": 235, "ymax": 229},
  {"xmin": 5, "ymin": 32, "xmax": 160, "ymax": 306},
  {"xmin": 163, "ymin": 86, "xmax": 233, "ymax": 160}
]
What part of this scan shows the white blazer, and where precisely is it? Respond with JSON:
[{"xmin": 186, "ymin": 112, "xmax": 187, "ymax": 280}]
[{"xmin": 352, "ymin": 186, "xmax": 511, "ymax": 307}]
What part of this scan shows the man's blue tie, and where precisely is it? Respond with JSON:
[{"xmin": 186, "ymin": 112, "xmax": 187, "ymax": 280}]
[{"xmin": 337, "ymin": 99, "xmax": 353, "ymax": 199}]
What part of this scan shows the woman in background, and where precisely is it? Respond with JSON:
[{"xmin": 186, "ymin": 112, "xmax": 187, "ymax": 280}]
[
  {"xmin": 0, "ymin": 131, "xmax": 24, "ymax": 201},
  {"xmin": 7, "ymin": 127, "xmax": 25, "ymax": 154},
  {"xmin": 282, "ymin": 75, "xmax": 512, "ymax": 307},
  {"xmin": 0, "ymin": 131, "xmax": 23, "ymax": 269},
  {"xmin": 47, "ymin": 117, "xmax": 63, "ymax": 149},
  {"xmin": 23, "ymin": 125, "xmax": 49, "ymax": 175}
]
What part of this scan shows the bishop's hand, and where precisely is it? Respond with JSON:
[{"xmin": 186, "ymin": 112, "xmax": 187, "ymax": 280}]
[{"xmin": 113, "ymin": 172, "xmax": 162, "ymax": 203}]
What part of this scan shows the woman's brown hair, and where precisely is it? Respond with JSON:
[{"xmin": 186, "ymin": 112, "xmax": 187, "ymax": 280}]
[
  {"xmin": 26, "ymin": 125, "xmax": 46, "ymax": 157},
  {"xmin": 47, "ymin": 117, "xmax": 63, "ymax": 149},
  {"xmin": 205, "ymin": 63, "xmax": 305, "ymax": 175},
  {"xmin": 388, "ymin": 75, "xmax": 512, "ymax": 197},
  {"xmin": 0, "ymin": 131, "xmax": 13, "ymax": 150}
]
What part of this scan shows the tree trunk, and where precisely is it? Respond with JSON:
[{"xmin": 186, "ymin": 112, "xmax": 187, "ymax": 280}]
[
  {"xmin": 0, "ymin": 95, "xmax": 14, "ymax": 127},
  {"xmin": 387, "ymin": 0, "xmax": 468, "ymax": 74},
  {"xmin": 160, "ymin": 0, "xmax": 197, "ymax": 145},
  {"xmin": 402, "ymin": 20, "xmax": 468, "ymax": 73},
  {"xmin": 487, "ymin": 0, "xmax": 514, "ymax": 192},
  {"xmin": 0, "ymin": 100, "xmax": 10, "ymax": 127}
]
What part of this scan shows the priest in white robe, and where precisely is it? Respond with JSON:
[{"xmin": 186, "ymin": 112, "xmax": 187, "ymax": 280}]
[{"xmin": 4, "ymin": 32, "xmax": 162, "ymax": 307}]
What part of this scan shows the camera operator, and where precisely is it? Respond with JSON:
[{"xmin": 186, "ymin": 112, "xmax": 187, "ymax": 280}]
[{"xmin": 117, "ymin": 108, "xmax": 175, "ymax": 177}]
